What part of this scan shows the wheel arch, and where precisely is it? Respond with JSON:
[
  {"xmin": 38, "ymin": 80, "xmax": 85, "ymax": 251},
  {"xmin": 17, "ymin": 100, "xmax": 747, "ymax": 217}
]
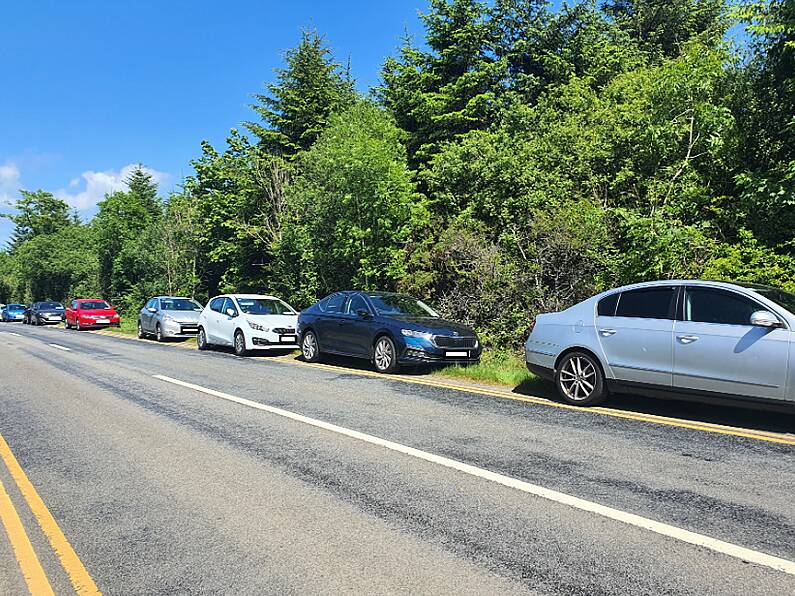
[{"xmin": 554, "ymin": 346, "xmax": 608, "ymax": 378}]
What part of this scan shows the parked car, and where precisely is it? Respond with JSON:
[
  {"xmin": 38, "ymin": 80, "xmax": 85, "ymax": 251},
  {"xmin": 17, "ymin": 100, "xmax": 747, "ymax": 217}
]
[
  {"xmin": 197, "ymin": 294, "xmax": 299, "ymax": 356},
  {"xmin": 65, "ymin": 299, "xmax": 120, "ymax": 330},
  {"xmin": 1, "ymin": 303, "xmax": 27, "ymax": 322},
  {"xmin": 525, "ymin": 280, "xmax": 795, "ymax": 408},
  {"xmin": 138, "ymin": 296, "xmax": 203, "ymax": 341},
  {"xmin": 24, "ymin": 301, "xmax": 66, "ymax": 325},
  {"xmin": 298, "ymin": 291, "xmax": 481, "ymax": 373}
]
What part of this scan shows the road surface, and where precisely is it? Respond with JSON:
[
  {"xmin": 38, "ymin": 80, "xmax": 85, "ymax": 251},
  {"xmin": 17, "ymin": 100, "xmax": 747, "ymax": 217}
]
[{"xmin": 0, "ymin": 323, "xmax": 793, "ymax": 594}]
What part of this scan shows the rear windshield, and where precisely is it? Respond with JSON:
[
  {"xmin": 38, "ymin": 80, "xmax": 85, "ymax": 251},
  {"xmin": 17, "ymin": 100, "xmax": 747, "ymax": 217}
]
[
  {"xmin": 80, "ymin": 301, "xmax": 111, "ymax": 310},
  {"xmin": 161, "ymin": 298, "xmax": 202, "ymax": 311},
  {"xmin": 236, "ymin": 298, "xmax": 295, "ymax": 315}
]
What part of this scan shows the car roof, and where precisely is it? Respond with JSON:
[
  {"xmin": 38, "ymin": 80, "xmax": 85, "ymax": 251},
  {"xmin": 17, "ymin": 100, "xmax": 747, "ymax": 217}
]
[
  {"xmin": 216, "ymin": 294, "xmax": 283, "ymax": 300},
  {"xmin": 596, "ymin": 279, "xmax": 770, "ymax": 297},
  {"xmin": 155, "ymin": 296, "xmax": 194, "ymax": 300}
]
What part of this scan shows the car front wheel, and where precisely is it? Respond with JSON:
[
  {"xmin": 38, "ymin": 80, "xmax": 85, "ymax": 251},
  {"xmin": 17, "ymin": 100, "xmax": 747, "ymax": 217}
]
[
  {"xmin": 233, "ymin": 330, "xmax": 248, "ymax": 357},
  {"xmin": 373, "ymin": 336, "xmax": 399, "ymax": 374},
  {"xmin": 554, "ymin": 351, "xmax": 607, "ymax": 406},
  {"xmin": 155, "ymin": 324, "xmax": 164, "ymax": 342},
  {"xmin": 301, "ymin": 331, "xmax": 321, "ymax": 362}
]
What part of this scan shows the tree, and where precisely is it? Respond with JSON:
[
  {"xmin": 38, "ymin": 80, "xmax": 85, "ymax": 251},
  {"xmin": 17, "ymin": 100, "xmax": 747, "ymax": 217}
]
[
  {"xmin": 4, "ymin": 190, "xmax": 73, "ymax": 250},
  {"xmin": 246, "ymin": 30, "xmax": 356, "ymax": 157}
]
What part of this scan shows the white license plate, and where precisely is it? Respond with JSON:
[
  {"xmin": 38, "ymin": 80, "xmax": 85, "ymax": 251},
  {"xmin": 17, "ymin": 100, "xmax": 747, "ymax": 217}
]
[
  {"xmin": 280, "ymin": 335, "xmax": 298, "ymax": 343},
  {"xmin": 95, "ymin": 319, "xmax": 110, "ymax": 324},
  {"xmin": 48, "ymin": 315, "xmax": 60, "ymax": 319},
  {"xmin": 445, "ymin": 351, "xmax": 468, "ymax": 357}
]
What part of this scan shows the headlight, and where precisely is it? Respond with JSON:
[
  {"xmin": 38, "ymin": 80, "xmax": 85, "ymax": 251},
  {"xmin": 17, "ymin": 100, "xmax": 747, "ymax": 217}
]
[
  {"xmin": 401, "ymin": 329, "xmax": 433, "ymax": 341},
  {"xmin": 247, "ymin": 319, "xmax": 269, "ymax": 332}
]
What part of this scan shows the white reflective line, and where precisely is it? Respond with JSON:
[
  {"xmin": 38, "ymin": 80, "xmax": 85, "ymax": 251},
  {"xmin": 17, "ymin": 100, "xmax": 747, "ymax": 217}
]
[
  {"xmin": 48, "ymin": 344, "xmax": 71, "ymax": 352},
  {"xmin": 153, "ymin": 373, "xmax": 795, "ymax": 576},
  {"xmin": 4, "ymin": 332, "xmax": 21, "ymax": 337}
]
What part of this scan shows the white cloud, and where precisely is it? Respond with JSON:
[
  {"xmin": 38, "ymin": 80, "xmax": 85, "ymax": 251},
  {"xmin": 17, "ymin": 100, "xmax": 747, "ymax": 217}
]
[
  {"xmin": 55, "ymin": 164, "xmax": 170, "ymax": 210},
  {"xmin": 0, "ymin": 161, "xmax": 21, "ymax": 205}
]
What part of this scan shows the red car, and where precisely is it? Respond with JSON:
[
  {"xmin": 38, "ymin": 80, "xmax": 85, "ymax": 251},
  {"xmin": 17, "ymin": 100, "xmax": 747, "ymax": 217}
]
[{"xmin": 65, "ymin": 298, "xmax": 121, "ymax": 330}]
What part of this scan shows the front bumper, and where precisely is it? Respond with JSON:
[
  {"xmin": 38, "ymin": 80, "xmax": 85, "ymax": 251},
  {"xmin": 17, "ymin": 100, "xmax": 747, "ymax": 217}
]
[
  {"xmin": 161, "ymin": 320, "xmax": 200, "ymax": 338},
  {"xmin": 399, "ymin": 340, "xmax": 481, "ymax": 365},
  {"xmin": 80, "ymin": 319, "xmax": 120, "ymax": 328}
]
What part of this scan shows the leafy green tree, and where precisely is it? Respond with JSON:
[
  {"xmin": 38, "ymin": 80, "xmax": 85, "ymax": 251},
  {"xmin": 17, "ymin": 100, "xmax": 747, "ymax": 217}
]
[
  {"xmin": 4, "ymin": 190, "xmax": 74, "ymax": 250},
  {"xmin": 246, "ymin": 30, "xmax": 355, "ymax": 157}
]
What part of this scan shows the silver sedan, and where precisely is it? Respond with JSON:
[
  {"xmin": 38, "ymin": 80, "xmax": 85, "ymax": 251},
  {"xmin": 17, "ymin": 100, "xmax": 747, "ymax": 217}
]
[
  {"xmin": 138, "ymin": 296, "xmax": 203, "ymax": 341},
  {"xmin": 525, "ymin": 280, "xmax": 795, "ymax": 409}
]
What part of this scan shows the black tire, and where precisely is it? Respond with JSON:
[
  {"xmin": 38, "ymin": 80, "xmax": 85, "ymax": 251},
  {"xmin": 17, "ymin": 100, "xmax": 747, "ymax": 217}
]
[
  {"xmin": 76, "ymin": 319, "xmax": 82, "ymax": 331},
  {"xmin": 197, "ymin": 327, "xmax": 209, "ymax": 351},
  {"xmin": 301, "ymin": 330, "xmax": 321, "ymax": 363},
  {"xmin": 137, "ymin": 320, "xmax": 146, "ymax": 339},
  {"xmin": 373, "ymin": 336, "xmax": 400, "ymax": 374},
  {"xmin": 554, "ymin": 351, "xmax": 608, "ymax": 406},
  {"xmin": 233, "ymin": 330, "xmax": 248, "ymax": 357},
  {"xmin": 155, "ymin": 323, "xmax": 164, "ymax": 342},
  {"xmin": 64, "ymin": 319, "xmax": 70, "ymax": 330}
]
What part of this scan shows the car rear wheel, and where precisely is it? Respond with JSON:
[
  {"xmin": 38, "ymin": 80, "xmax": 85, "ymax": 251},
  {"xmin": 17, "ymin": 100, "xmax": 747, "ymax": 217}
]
[
  {"xmin": 555, "ymin": 351, "xmax": 607, "ymax": 406},
  {"xmin": 373, "ymin": 336, "xmax": 399, "ymax": 374},
  {"xmin": 233, "ymin": 330, "xmax": 248, "ymax": 357},
  {"xmin": 197, "ymin": 327, "xmax": 209, "ymax": 351},
  {"xmin": 301, "ymin": 331, "xmax": 321, "ymax": 362}
]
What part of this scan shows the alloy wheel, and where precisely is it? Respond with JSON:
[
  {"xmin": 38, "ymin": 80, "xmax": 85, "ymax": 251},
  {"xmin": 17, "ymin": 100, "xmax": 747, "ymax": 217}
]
[
  {"xmin": 137, "ymin": 321, "xmax": 145, "ymax": 339},
  {"xmin": 234, "ymin": 331, "xmax": 247, "ymax": 356},
  {"xmin": 302, "ymin": 333, "xmax": 316, "ymax": 360},
  {"xmin": 558, "ymin": 356, "xmax": 597, "ymax": 401},
  {"xmin": 374, "ymin": 337, "xmax": 396, "ymax": 373},
  {"xmin": 156, "ymin": 324, "xmax": 163, "ymax": 342},
  {"xmin": 197, "ymin": 328, "xmax": 207, "ymax": 350}
]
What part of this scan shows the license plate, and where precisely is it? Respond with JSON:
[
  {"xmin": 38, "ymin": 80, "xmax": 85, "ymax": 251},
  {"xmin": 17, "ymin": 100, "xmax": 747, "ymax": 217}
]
[
  {"xmin": 445, "ymin": 350, "xmax": 468, "ymax": 358},
  {"xmin": 280, "ymin": 335, "xmax": 298, "ymax": 343},
  {"xmin": 48, "ymin": 315, "xmax": 60, "ymax": 319},
  {"xmin": 95, "ymin": 319, "xmax": 110, "ymax": 324}
]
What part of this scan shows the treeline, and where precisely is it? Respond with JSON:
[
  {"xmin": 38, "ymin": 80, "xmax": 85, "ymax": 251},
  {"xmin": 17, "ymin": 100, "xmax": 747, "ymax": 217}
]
[{"xmin": 1, "ymin": 0, "xmax": 794, "ymax": 349}]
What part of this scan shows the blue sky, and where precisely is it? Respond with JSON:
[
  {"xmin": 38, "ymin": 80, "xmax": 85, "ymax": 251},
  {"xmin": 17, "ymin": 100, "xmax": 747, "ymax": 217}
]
[{"xmin": 0, "ymin": 1, "xmax": 428, "ymax": 243}]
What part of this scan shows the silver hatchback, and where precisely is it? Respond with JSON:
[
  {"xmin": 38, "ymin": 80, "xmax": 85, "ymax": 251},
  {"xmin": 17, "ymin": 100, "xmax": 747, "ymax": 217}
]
[
  {"xmin": 138, "ymin": 296, "xmax": 204, "ymax": 341},
  {"xmin": 525, "ymin": 280, "xmax": 795, "ymax": 408}
]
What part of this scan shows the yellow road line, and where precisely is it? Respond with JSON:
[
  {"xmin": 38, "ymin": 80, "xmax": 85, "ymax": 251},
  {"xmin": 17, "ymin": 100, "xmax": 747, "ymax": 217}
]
[
  {"xmin": 0, "ymin": 477, "xmax": 54, "ymax": 596},
  {"xmin": 0, "ymin": 434, "xmax": 100, "ymax": 595},
  {"xmin": 277, "ymin": 359, "xmax": 795, "ymax": 447}
]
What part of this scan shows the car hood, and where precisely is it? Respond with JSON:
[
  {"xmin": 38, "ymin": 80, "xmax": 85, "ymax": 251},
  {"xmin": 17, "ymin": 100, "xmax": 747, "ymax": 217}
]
[
  {"xmin": 165, "ymin": 311, "xmax": 201, "ymax": 323},
  {"xmin": 244, "ymin": 314, "xmax": 298, "ymax": 327},
  {"xmin": 386, "ymin": 315, "xmax": 476, "ymax": 336}
]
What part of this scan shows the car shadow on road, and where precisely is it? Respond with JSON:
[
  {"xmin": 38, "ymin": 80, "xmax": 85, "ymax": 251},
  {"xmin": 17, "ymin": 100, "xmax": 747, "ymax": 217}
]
[{"xmin": 512, "ymin": 379, "xmax": 795, "ymax": 435}]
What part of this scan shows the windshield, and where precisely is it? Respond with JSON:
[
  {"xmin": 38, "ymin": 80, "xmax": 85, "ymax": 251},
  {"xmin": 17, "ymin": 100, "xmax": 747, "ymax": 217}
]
[
  {"xmin": 741, "ymin": 284, "xmax": 795, "ymax": 314},
  {"xmin": 80, "ymin": 301, "xmax": 111, "ymax": 310},
  {"xmin": 368, "ymin": 294, "xmax": 440, "ymax": 318},
  {"xmin": 40, "ymin": 302, "xmax": 63, "ymax": 310},
  {"xmin": 7, "ymin": 304, "xmax": 25, "ymax": 310},
  {"xmin": 161, "ymin": 298, "xmax": 202, "ymax": 311},
  {"xmin": 236, "ymin": 298, "xmax": 295, "ymax": 315}
]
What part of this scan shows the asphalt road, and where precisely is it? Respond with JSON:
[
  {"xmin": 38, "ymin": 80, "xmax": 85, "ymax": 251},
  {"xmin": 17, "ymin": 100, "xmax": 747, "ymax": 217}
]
[{"xmin": 0, "ymin": 322, "xmax": 793, "ymax": 595}]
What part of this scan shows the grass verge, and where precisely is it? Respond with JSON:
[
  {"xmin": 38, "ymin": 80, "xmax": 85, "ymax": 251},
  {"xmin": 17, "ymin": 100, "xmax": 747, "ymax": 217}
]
[
  {"xmin": 104, "ymin": 317, "xmax": 138, "ymax": 336},
  {"xmin": 433, "ymin": 349, "xmax": 538, "ymax": 388}
]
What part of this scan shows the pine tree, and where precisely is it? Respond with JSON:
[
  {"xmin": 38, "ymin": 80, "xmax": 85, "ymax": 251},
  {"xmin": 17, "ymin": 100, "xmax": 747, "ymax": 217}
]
[{"xmin": 245, "ymin": 30, "xmax": 356, "ymax": 158}]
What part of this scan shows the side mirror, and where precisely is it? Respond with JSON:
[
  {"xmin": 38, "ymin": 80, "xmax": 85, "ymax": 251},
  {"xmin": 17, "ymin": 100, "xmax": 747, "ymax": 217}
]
[
  {"xmin": 147, "ymin": 307, "xmax": 157, "ymax": 313},
  {"xmin": 750, "ymin": 310, "xmax": 782, "ymax": 328},
  {"xmin": 226, "ymin": 308, "xmax": 237, "ymax": 318},
  {"xmin": 356, "ymin": 309, "xmax": 372, "ymax": 319}
]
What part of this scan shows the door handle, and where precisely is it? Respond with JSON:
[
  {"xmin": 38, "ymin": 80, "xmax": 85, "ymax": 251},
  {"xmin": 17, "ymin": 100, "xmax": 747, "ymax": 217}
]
[
  {"xmin": 599, "ymin": 328, "xmax": 617, "ymax": 337},
  {"xmin": 677, "ymin": 335, "xmax": 699, "ymax": 344}
]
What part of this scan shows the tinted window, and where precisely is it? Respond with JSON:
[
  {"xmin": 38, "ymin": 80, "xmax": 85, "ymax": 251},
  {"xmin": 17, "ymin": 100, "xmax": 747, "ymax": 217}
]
[
  {"xmin": 209, "ymin": 297, "xmax": 225, "ymax": 313},
  {"xmin": 368, "ymin": 294, "xmax": 440, "ymax": 317},
  {"xmin": 347, "ymin": 294, "xmax": 369, "ymax": 315},
  {"xmin": 325, "ymin": 293, "xmax": 346, "ymax": 314},
  {"xmin": 40, "ymin": 302, "xmax": 62, "ymax": 310},
  {"xmin": 597, "ymin": 293, "xmax": 619, "ymax": 317},
  {"xmin": 236, "ymin": 298, "xmax": 295, "ymax": 315},
  {"xmin": 145, "ymin": 298, "xmax": 157, "ymax": 309},
  {"xmin": 616, "ymin": 288, "xmax": 675, "ymax": 320},
  {"xmin": 741, "ymin": 284, "xmax": 795, "ymax": 314},
  {"xmin": 80, "ymin": 301, "xmax": 110, "ymax": 310},
  {"xmin": 222, "ymin": 298, "xmax": 238, "ymax": 316},
  {"xmin": 685, "ymin": 288, "xmax": 761, "ymax": 326},
  {"xmin": 161, "ymin": 298, "xmax": 203, "ymax": 311}
]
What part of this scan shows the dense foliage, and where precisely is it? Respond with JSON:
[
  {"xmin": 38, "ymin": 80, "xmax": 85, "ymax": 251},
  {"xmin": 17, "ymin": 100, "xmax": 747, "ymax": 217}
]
[{"xmin": 2, "ymin": 1, "xmax": 794, "ymax": 350}]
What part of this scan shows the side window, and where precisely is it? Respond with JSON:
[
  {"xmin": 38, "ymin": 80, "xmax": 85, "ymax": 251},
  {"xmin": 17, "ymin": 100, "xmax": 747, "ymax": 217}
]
[
  {"xmin": 145, "ymin": 298, "xmax": 156, "ymax": 310},
  {"xmin": 616, "ymin": 287, "xmax": 675, "ymax": 320},
  {"xmin": 71, "ymin": 300, "xmax": 78, "ymax": 310},
  {"xmin": 325, "ymin": 293, "xmax": 346, "ymax": 314},
  {"xmin": 685, "ymin": 288, "xmax": 761, "ymax": 326},
  {"xmin": 347, "ymin": 294, "xmax": 369, "ymax": 315},
  {"xmin": 597, "ymin": 293, "xmax": 619, "ymax": 317},
  {"xmin": 209, "ymin": 297, "xmax": 225, "ymax": 313},
  {"xmin": 222, "ymin": 298, "xmax": 238, "ymax": 316}
]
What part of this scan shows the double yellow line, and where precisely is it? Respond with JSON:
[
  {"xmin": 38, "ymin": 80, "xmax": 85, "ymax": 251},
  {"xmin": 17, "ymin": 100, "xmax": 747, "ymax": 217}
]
[{"xmin": 0, "ymin": 433, "xmax": 100, "ymax": 595}]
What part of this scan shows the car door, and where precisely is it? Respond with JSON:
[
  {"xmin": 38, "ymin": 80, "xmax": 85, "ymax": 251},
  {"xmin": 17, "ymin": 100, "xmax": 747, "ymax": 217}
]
[
  {"xmin": 216, "ymin": 297, "xmax": 239, "ymax": 346},
  {"xmin": 596, "ymin": 285, "xmax": 677, "ymax": 387},
  {"xmin": 316, "ymin": 293, "xmax": 347, "ymax": 352},
  {"xmin": 67, "ymin": 300, "xmax": 78, "ymax": 325},
  {"xmin": 205, "ymin": 297, "xmax": 226, "ymax": 343},
  {"xmin": 339, "ymin": 293, "xmax": 375, "ymax": 356},
  {"xmin": 673, "ymin": 286, "xmax": 790, "ymax": 401},
  {"xmin": 142, "ymin": 298, "xmax": 156, "ymax": 332}
]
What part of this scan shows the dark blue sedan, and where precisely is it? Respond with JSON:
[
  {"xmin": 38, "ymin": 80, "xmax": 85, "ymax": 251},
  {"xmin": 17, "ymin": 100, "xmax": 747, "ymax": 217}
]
[{"xmin": 298, "ymin": 291, "xmax": 481, "ymax": 373}]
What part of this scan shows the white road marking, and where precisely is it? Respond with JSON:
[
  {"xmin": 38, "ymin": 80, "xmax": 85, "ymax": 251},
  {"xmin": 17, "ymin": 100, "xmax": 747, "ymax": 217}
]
[
  {"xmin": 48, "ymin": 343, "xmax": 71, "ymax": 352},
  {"xmin": 153, "ymin": 373, "xmax": 795, "ymax": 576},
  {"xmin": 3, "ymin": 332, "xmax": 21, "ymax": 337}
]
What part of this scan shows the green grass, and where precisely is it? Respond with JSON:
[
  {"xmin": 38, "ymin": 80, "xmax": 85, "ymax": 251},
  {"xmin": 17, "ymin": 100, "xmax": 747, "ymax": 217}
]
[
  {"xmin": 432, "ymin": 349, "xmax": 538, "ymax": 388},
  {"xmin": 104, "ymin": 317, "xmax": 138, "ymax": 336}
]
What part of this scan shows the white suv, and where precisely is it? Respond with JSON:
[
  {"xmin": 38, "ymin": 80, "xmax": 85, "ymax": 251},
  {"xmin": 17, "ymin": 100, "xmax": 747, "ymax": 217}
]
[{"xmin": 197, "ymin": 294, "xmax": 299, "ymax": 356}]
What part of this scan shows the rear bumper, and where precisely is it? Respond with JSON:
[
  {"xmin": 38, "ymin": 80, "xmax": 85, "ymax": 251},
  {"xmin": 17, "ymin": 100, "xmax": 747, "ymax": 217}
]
[{"xmin": 526, "ymin": 361, "xmax": 554, "ymax": 380}]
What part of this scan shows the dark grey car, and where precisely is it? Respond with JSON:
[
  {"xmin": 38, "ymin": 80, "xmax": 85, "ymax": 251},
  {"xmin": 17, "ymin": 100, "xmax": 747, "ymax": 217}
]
[{"xmin": 138, "ymin": 296, "xmax": 203, "ymax": 341}]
